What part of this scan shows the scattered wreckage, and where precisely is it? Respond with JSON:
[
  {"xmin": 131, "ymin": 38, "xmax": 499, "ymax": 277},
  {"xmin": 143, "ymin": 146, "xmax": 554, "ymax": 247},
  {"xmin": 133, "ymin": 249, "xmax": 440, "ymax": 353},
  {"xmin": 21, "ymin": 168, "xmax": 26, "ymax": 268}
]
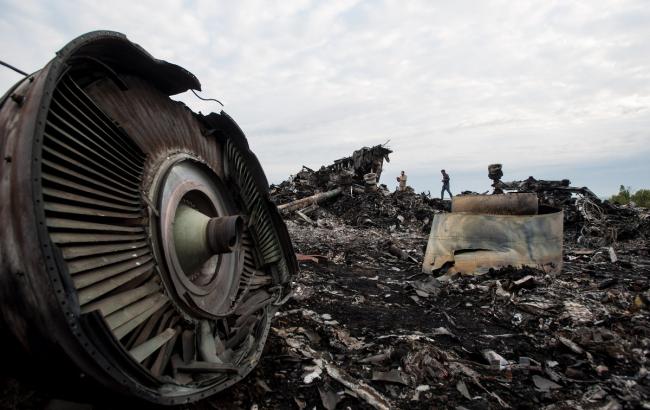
[
  {"xmin": 487, "ymin": 163, "xmax": 649, "ymax": 246},
  {"xmin": 254, "ymin": 153, "xmax": 648, "ymax": 409},
  {"xmin": 1, "ymin": 33, "xmax": 649, "ymax": 409},
  {"xmin": 0, "ymin": 31, "xmax": 296, "ymax": 405}
]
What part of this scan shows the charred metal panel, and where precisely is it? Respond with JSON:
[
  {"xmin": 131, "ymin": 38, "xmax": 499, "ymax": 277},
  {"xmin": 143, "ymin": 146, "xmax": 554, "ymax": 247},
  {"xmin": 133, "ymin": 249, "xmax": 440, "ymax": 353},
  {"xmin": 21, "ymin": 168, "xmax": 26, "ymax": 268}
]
[{"xmin": 423, "ymin": 205, "xmax": 563, "ymax": 275}]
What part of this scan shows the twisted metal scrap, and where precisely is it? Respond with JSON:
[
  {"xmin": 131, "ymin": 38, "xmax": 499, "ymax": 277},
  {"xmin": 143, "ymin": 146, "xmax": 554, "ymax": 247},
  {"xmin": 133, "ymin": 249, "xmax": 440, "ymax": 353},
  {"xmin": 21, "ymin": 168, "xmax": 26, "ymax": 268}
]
[{"xmin": 577, "ymin": 196, "xmax": 617, "ymax": 247}]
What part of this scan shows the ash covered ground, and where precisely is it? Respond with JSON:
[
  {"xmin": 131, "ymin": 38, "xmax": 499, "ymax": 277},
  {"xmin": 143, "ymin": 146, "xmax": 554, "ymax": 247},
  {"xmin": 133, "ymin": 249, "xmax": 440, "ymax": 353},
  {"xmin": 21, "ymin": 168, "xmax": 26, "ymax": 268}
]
[
  {"xmin": 187, "ymin": 186, "xmax": 649, "ymax": 410},
  {"xmin": 2, "ymin": 152, "xmax": 650, "ymax": 409},
  {"xmin": 196, "ymin": 150, "xmax": 649, "ymax": 410}
]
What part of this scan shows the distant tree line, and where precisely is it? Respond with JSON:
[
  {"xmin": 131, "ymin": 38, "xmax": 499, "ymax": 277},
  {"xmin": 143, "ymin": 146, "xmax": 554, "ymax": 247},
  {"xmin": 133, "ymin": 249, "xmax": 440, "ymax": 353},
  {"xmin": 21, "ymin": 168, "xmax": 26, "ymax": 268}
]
[{"xmin": 610, "ymin": 185, "xmax": 650, "ymax": 208}]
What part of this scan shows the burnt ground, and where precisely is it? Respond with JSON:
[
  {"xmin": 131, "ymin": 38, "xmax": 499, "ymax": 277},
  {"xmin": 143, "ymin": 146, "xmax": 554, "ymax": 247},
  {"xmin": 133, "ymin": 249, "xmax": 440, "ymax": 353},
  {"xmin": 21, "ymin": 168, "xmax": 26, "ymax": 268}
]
[
  {"xmin": 185, "ymin": 215, "xmax": 649, "ymax": 410},
  {"xmin": 2, "ymin": 215, "xmax": 650, "ymax": 409},
  {"xmin": 219, "ymin": 219, "xmax": 649, "ymax": 410}
]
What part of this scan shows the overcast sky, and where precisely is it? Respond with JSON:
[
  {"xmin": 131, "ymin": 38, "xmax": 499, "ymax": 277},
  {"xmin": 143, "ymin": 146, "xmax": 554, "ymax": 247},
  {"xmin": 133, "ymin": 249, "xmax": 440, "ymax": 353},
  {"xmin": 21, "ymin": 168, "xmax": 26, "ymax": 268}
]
[{"xmin": 1, "ymin": 0, "xmax": 648, "ymax": 197}]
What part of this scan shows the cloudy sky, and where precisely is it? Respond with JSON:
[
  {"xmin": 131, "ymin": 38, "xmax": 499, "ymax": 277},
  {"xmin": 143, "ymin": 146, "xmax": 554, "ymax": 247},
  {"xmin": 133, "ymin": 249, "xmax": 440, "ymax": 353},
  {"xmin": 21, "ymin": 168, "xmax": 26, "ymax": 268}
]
[{"xmin": 1, "ymin": 0, "xmax": 648, "ymax": 197}]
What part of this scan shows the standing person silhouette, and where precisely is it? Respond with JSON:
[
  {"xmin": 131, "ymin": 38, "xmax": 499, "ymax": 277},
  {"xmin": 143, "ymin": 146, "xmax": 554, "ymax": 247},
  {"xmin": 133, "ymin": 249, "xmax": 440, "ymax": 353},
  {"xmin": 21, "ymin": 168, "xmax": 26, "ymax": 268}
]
[
  {"xmin": 441, "ymin": 169, "xmax": 452, "ymax": 199},
  {"xmin": 396, "ymin": 170, "xmax": 407, "ymax": 192}
]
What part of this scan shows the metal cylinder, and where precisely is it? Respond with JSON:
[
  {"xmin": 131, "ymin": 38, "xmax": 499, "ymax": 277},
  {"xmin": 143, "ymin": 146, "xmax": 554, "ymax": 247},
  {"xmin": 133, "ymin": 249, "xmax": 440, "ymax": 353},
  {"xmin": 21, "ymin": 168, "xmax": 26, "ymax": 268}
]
[
  {"xmin": 277, "ymin": 187, "xmax": 343, "ymax": 213},
  {"xmin": 452, "ymin": 193, "xmax": 539, "ymax": 215},
  {"xmin": 207, "ymin": 215, "xmax": 244, "ymax": 254}
]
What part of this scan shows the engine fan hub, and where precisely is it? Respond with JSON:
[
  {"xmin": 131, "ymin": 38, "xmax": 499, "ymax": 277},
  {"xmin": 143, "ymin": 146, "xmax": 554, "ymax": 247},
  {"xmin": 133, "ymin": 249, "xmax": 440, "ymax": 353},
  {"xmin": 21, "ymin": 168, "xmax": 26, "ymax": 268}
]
[{"xmin": 152, "ymin": 154, "xmax": 243, "ymax": 318}]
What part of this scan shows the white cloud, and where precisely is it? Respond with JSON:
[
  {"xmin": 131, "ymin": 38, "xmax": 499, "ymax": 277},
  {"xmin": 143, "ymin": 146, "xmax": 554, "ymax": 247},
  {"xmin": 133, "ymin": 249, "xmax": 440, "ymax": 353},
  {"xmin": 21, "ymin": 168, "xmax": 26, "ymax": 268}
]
[{"xmin": 1, "ymin": 0, "xmax": 648, "ymax": 196}]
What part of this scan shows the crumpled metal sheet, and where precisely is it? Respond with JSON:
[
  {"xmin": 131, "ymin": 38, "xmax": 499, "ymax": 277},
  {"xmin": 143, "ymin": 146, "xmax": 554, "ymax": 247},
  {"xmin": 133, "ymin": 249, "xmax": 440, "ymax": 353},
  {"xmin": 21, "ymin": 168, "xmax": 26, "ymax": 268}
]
[{"xmin": 422, "ymin": 209, "xmax": 564, "ymax": 275}]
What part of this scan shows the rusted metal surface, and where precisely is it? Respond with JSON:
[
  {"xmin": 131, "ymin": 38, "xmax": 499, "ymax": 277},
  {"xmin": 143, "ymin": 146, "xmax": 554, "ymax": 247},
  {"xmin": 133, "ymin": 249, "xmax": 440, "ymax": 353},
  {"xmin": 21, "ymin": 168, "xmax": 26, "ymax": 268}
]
[
  {"xmin": 451, "ymin": 192, "xmax": 539, "ymax": 215},
  {"xmin": 0, "ymin": 30, "xmax": 296, "ymax": 405},
  {"xmin": 423, "ymin": 199, "xmax": 563, "ymax": 275}
]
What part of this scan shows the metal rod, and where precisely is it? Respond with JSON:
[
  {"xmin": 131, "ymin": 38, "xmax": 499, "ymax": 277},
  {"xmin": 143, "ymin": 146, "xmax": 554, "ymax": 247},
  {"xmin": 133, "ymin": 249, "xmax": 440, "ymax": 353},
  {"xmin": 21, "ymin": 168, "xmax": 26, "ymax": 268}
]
[
  {"xmin": 277, "ymin": 187, "xmax": 343, "ymax": 213},
  {"xmin": 0, "ymin": 60, "xmax": 28, "ymax": 76},
  {"xmin": 234, "ymin": 297, "xmax": 272, "ymax": 327}
]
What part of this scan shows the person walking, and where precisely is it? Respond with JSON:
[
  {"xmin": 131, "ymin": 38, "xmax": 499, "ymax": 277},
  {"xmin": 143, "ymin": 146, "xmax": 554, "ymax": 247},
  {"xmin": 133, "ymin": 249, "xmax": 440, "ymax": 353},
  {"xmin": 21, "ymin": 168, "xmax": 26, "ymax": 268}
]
[
  {"xmin": 396, "ymin": 170, "xmax": 407, "ymax": 192},
  {"xmin": 441, "ymin": 169, "xmax": 452, "ymax": 199}
]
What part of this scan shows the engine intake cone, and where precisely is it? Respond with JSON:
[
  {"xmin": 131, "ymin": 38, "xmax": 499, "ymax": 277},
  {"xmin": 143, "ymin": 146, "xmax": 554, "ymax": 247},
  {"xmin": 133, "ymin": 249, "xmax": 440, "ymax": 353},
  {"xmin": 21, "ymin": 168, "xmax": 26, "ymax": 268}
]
[{"xmin": 173, "ymin": 204, "xmax": 243, "ymax": 276}]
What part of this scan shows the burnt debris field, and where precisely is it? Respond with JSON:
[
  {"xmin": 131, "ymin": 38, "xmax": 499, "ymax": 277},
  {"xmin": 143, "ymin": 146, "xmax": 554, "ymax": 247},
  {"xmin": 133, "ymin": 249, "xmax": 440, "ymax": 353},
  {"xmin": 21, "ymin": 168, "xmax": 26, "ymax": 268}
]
[
  {"xmin": 2, "ymin": 30, "xmax": 649, "ymax": 410},
  {"xmin": 3, "ymin": 146, "xmax": 649, "ymax": 410},
  {"xmin": 203, "ymin": 151, "xmax": 649, "ymax": 410}
]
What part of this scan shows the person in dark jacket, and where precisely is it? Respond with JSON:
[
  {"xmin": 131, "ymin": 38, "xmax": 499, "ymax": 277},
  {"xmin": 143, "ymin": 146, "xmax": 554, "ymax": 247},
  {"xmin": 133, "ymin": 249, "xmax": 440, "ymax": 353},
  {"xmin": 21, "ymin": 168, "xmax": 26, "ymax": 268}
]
[{"xmin": 441, "ymin": 169, "xmax": 452, "ymax": 199}]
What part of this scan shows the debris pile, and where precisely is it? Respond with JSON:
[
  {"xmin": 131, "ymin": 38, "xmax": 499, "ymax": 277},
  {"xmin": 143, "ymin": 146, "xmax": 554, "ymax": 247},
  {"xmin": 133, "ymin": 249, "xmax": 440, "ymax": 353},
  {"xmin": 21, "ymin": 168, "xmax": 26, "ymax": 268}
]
[
  {"xmin": 271, "ymin": 144, "xmax": 393, "ymax": 202},
  {"xmin": 326, "ymin": 191, "xmax": 447, "ymax": 232},
  {"xmin": 214, "ymin": 153, "xmax": 649, "ymax": 409},
  {"xmin": 271, "ymin": 145, "xmax": 448, "ymax": 233},
  {"xmin": 487, "ymin": 164, "xmax": 650, "ymax": 247},
  {"xmin": 2, "ymin": 149, "xmax": 649, "ymax": 409}
]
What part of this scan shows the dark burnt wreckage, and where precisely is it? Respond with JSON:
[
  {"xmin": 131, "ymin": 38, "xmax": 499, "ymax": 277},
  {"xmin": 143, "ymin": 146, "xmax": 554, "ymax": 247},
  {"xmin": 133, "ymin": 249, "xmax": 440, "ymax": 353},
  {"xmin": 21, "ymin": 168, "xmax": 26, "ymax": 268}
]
[{"xmin": 0, "ymin": 31, "xmax": 296, "ymax": 404}]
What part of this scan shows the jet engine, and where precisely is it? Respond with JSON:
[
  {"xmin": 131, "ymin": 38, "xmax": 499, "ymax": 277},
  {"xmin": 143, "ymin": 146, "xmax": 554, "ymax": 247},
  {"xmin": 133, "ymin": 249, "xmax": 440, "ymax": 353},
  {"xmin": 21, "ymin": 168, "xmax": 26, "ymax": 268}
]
[{"xmin": 0, "ymin": 31, "xmax": 296, "ymax": 405}]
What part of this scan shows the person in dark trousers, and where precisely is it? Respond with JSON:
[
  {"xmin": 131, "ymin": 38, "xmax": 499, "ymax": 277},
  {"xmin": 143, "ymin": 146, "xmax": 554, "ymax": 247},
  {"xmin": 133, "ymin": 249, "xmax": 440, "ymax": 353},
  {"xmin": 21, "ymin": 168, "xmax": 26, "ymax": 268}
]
[{"xmin": 441, "ymin": 169, "xmax": 452, "ymax": 199}]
